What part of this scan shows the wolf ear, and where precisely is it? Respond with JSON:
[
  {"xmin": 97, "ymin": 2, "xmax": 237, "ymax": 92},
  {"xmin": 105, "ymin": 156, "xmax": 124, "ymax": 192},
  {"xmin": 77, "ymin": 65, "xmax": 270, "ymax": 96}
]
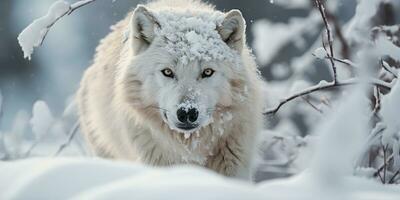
[
  {"xmin": 218, "ymin": 9, "xmax": 246, "ymax": 52},
  {"xmin": 130, "ymin": 5, "xmax": 159, "ymax": 53}
]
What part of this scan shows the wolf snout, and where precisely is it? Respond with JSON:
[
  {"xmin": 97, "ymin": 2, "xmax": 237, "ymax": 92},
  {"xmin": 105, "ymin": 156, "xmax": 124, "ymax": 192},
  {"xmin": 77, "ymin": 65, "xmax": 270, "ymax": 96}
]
[
  {"xmin": 175, "ymin": 107, "xmax": 200, "ymax": 130},
  {"xmin": 177, "ymin": 107, "xmax": 199, "ymax": 123}
]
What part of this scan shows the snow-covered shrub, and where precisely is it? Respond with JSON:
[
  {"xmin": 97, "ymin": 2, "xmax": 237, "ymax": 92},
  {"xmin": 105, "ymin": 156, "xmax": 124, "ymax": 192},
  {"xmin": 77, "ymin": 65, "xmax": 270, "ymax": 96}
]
[
  {"xmin": 0, "ymin": 99, "xmax": 86, "ymax": 160},
  {"xmin": 256, "ymin": 0, "xmax": 400, "ymax": 184}
]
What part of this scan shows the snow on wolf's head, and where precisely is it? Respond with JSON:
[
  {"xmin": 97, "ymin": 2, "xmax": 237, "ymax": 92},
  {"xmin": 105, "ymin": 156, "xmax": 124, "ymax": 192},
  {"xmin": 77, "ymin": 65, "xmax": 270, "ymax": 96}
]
[{"xmin": 119, "ymin": 4, "xmax": 248, "ymax": 135}]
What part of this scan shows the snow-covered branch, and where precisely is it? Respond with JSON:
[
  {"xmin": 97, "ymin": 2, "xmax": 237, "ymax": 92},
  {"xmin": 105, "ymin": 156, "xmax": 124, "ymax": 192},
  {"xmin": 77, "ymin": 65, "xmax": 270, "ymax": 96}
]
[
  {"xmin": 381, "ymin": 60, "xmax": 398, "ymax": 79},
  {"xmin": 263, "ymin": 0, "xmax": 399, "ymax": 116},
  {"xmin": 263, "ymin": 78, "xmax": 392, "ymax": 115},
  {"xmin": 17, "ymin": 0, "xmax": 97, "ymax": 60}
]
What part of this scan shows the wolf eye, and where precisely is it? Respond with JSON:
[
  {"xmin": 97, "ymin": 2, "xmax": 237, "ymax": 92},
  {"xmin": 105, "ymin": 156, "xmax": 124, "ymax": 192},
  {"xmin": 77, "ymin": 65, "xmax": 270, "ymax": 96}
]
[
  {"xmin": 161, "ymin": 68, "xmax": 174, "ymax": 78},
  {"xmin": 201, "ymin": 68, "xmax": 215, "ymax": 78}
]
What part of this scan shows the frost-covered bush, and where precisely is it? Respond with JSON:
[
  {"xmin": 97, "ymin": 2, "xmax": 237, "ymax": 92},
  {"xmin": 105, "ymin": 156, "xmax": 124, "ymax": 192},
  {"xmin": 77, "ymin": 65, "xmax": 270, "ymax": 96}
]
[
  {"xmin": 256, "ymin": 0, "xmax": 400, "ymax": 184},
  {"xmin": 0, "ymin": 98, "xmax": 86, "ymax": 160}
]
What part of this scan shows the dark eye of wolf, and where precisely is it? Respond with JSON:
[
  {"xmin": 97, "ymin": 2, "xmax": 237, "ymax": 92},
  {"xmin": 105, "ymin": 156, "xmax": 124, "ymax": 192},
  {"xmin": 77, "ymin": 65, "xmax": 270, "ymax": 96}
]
[
  {"xmin": 161, "ymin": 68, "xmax": 174, "ymax": 78},
  {"xmin": 201, "ymin": 68, "xmax": 215, "ymax": 78}
]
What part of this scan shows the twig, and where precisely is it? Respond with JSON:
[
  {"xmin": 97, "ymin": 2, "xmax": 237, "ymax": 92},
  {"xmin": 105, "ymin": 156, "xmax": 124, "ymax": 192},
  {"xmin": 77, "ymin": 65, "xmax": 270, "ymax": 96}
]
[
  {"xmin": 42, "ymin": 0, "xmax": 97, "ymax": 45},
  {"xmin": 54, "ymin": 121, "xmax": 80, "ymax": 156},
  {"xmin": 316, "ymin": 0, "xmax": 337, "ymax": 83},
  {"xmin": 68, "ymin": 0, "xmax": 97, "ymax": 14},
  {"xmin": 302, "ymin": 97, "xmax": 323, "ymax": 114},
  {"xmin": 377, "ymin": 169, "xmax": 385, "ymax": 183},
  {"xmin": 320, "ymin": 95, "xmax": 332, "ymax": 108},
  {"xmin": 389, "ymin": 169, "xmax": 400, "ymax": 184},
  {"xmin": 313, "ymin": 54, "xmax": 357, "ymax": 68},
  {"xmin": 373, "ymin": 153, "xmax": 393, "ymax": 179},
  {"xmin": 372, "ymin": 86, "xmax": 381, "ymax": 114},
  {"xmin": 381, "ymin": 60, "xmax": 398, "ymax": 79},
  {"xmin": 323, "ymin": 5, "xmax": 350, "ymax": 59},
  {"xmin": 263, "ymin": 78, "xmax": 391, "ymax": 115},
  {"xmin": 374, "ymin": 156, "xmax": 393, "ymax": 177},
  {"xmin": 329, "ymin": 56, "xmax": 357, "ymax": 68},
  {"xmin": 383, "ymin": 144, "xmax": 388, "ymax": 183}
]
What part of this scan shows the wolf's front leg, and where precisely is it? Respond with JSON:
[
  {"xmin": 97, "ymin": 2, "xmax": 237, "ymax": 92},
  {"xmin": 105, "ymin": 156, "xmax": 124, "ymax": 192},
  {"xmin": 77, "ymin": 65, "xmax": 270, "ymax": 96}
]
[{"xmin": 206, "ymin": 137, "xmax": 252, "ymax": 179}]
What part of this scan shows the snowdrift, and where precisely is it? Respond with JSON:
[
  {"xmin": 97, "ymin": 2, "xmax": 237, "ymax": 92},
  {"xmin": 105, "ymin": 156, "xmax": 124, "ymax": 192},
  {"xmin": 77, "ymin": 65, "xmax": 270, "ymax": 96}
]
[{"xmin": 1, "ymin": 158, "xmax": 399, "ymax": 200}]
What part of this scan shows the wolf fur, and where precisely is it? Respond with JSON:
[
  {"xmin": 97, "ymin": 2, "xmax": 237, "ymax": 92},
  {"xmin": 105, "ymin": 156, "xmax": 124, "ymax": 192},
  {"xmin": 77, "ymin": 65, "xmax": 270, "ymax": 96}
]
[{"xmin": 77, "ymin": 0, "xmax": 264, "ymax": 179}]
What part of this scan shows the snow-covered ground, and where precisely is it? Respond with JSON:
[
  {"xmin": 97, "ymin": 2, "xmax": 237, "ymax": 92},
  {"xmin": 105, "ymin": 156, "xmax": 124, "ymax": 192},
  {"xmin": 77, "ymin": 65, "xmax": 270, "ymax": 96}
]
[{"xmin": 1, "ymin": 158, "xmax": 399, "ymax": 200}]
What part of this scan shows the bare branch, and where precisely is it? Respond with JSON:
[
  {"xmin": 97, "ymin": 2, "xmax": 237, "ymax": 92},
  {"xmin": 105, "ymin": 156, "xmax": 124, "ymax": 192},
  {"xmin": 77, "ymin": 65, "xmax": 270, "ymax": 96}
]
[
  {"xmin": 302, "ymin": 96, "xmax": 323, "ymax": 114},
  {"xmin": 315, "ymin": 0, "xmax": 337, "ymax": 83},
  {"xmin": 263, "ymin": 78, "xmax": 392, "ymax": 115},
  {"xmin": 69, "ymin": 0, "xmax": 97, "ymax": 14},
  {"xmin": 313, "ymin": 53, "xmax": 358, "ymax": 68},
  {"xmin": 54, "ymin": 121, "xmax": 80, "ymax": 156},
  {"xmin": 323, "ymin": 4, "xmax": 350, "ymax": 59},
  {"xmin": 373, "ymin": 153, "xmax": 393, "ymax": 178},
  {"xmin": 372, "ymin": 86, "xmax": 381, "ymax": 115},
  {"xmin": 383, "ymin": 144, "xmax": 388, "ymax": 183},
  {"xmin": 389, "ymin": 169, "xmax": 400, "ymax": 184}
]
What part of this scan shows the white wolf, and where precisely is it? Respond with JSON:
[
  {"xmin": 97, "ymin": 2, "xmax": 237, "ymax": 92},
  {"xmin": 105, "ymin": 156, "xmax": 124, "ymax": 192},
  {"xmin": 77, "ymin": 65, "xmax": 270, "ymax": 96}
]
[{"xmin": 77, "ymin": 0, "xmax": 264, "ymax": 179}]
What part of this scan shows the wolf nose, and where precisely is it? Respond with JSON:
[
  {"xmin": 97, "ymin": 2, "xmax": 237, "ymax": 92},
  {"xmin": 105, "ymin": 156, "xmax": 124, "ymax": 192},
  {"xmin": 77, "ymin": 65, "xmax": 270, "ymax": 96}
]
[{"xmin": 177, "ymin": 107, "xmax": 199, "ymax": 123}]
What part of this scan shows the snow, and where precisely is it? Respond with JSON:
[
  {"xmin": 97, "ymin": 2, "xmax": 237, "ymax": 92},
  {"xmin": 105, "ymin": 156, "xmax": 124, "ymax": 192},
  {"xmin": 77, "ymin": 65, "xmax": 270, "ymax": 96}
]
[
  {"xmin": 270, "ymin": 63, "xmax": 291, "ymax": 79},
  {"xmin": 375, "ymin": 36, "xmax": 400, "ymax": 62},
  {"xmin": 30, "ymin": 101, "xmax": 54, "ymax": 139},
  {"xmin": 269, "ymin": 0, "xmax": 310, "ymax": 9},
  {"xmin": 313, "ymin": 47, "xmax": 327, "ymax": 59},
  {"xmin": 2, "ymin": 83, "xmax": 399, "ymax": 199},
  {"xmin": 380, "ymin": 78, "xmax": 400, "ymax": 147},
  {"xmin": 381, "ymin": 25, "xmax": 400, "ymax": 34},
  {"xmin": 289, "ymin": 80, "xmax": 311, "ymax": 94},
  {"xmin": 154, "ymin": 10, "xmax": 238, "ymax": 66},
  {"xmin": 177, "ymin": 101, "xmax": 197, "ymax": 112},
  {"xmin": 315, "ymin": 80, "xmax": 330, "ymax": 87},
  {"xmin": 252, "ymin": 11, "xmax": 320, "ymax": 65},
  {"xmin": 1, "ymin": 157, "xmax": 399, "ymax": 199},
  {"xmin": 345, "ymin": 0, "xmax": 381, "ymax": 44},
  {"xmin": 17, "ymin": 0, "xmax": 71, "ymax": 60},
  {"xmin": 309, "ymin": 84, "xmax": 370, "ymax": 183}
]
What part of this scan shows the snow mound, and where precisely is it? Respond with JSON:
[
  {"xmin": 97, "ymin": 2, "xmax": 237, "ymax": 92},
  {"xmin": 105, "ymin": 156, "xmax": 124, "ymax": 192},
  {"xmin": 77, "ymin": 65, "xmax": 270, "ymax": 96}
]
[{"xmin": 1, "ymin": 158, "xmax": 399, "ymax": 200}]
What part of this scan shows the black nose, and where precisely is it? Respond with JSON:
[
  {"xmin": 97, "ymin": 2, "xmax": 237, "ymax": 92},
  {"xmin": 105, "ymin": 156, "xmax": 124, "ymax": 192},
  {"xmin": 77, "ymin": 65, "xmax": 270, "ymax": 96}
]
[{"xmin": 177, "ymin": 107, "xmax": 199, "ymax": 123}]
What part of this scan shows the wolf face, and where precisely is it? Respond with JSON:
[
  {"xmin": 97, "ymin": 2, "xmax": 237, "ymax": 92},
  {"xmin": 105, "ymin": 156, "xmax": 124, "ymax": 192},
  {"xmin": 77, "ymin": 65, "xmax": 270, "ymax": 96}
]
[
  {"xmin": 120, "ymin": 5, "xmax": 247, "ymax": 134},
  {"xmin": 145, "ymin": 56, "xmax": 234, "ymax": 133}
]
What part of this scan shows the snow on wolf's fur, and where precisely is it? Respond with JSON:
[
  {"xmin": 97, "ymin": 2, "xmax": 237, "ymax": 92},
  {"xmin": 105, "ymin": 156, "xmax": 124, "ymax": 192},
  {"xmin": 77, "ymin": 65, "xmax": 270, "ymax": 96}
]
[
  {"xmin": 78, "ymin": 0, "xmax": 263, "ymax": 179},
  {"xmin": 154, "ymin": 10, "xmax": 239, "ymax": 65}
]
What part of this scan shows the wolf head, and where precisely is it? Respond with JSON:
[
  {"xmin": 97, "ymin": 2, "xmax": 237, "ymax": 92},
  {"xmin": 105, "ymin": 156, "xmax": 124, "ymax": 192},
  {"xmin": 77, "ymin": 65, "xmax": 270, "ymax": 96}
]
[{"xmin": 119, "ymin": 5, "xmax": 248, "ymax": 134}]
